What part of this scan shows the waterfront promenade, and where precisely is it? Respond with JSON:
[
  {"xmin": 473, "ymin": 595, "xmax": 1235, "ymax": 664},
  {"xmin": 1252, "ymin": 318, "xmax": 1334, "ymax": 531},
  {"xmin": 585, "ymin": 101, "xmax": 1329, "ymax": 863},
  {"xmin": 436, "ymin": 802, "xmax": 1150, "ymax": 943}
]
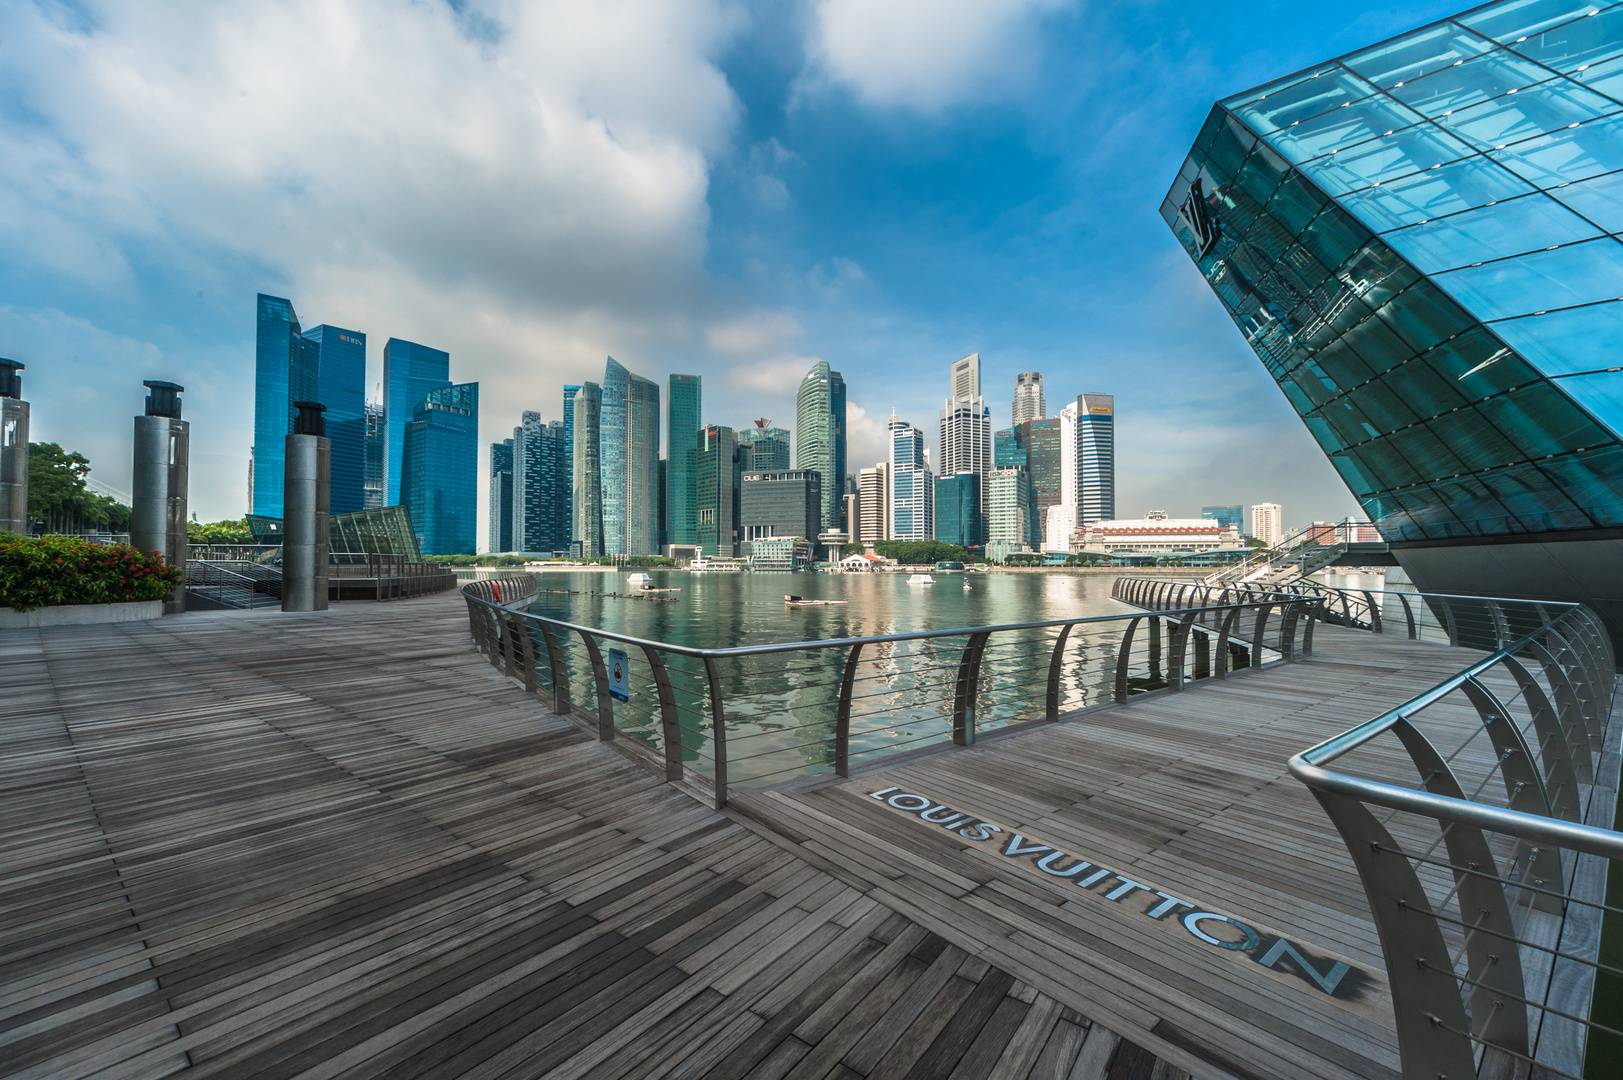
[{"xmin": 0, "ymin": 592, "xmax": 1550, "ymax": 1078}]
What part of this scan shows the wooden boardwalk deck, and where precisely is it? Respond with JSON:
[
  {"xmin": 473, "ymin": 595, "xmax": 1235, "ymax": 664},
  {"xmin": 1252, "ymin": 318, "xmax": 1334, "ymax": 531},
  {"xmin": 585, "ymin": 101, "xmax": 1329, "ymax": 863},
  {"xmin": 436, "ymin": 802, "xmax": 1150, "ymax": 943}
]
[{"xmin": 0, "ymin": 592, "xmax": 1530, "ymax": 1079}]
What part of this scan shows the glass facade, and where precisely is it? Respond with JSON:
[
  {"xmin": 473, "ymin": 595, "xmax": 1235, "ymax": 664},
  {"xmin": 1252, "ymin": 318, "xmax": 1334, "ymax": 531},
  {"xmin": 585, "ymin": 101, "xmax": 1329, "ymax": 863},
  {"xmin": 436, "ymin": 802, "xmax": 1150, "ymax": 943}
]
[
  {"xmin": 301, "ymin": 325, "xmax": 367, "ymax": 514},
  {"xmin": 247, "ymin": 505, "xmax": 422, "ymax": 560},
  {"xmin": 697, "ymin": 424, "xmax": 740, "ymax": 556},
  {"xmin": 562, "ymin": 384, "xmax": 579, "ymax": 543},
  {"xmin": 513, "ymin": 413, "xmax": 568, "ymax": 553},
  {"xmin": 889, "ymin": 417, "xmax": 932, "ymax": 540},
  {"xmin": 739, "ymin": 424, "xmax": 792, "ymax": 470},
  {"xmin": 400, "ymin": 382, "xmax": 478, "ymax": 556},
  {"xmin": 667, "ymin": 374, "xmax": 702, "ymax": 547},
  {"xmin": 1165, "ymin": 1, "xmax": 1623, "ymax": 542},
  {"xmin": 572, "ymin": 383, "xmax": 604, "ymax": 557},
  {"xmin": 363, "ymin": 401, "xmax": 384, "ymax": 510},
  {"xmin": 490, "ymin": 438, "xmax": 514, "ymax": 553},
  {"xmin": 252, "ymin": 294, "xmax": 318, "ymax": 518},
  {"xmin": 383, "ymin": 339, "xmax": 451, "ymax": 508},
  {"xmin": 934, "ymin": 472, "xmax": 983, "ymax": 548},
  {"xmin": 1019, "ymin": 418, "xmax": 1063, "ymax": 541},
  {"xmin": 739, "ymin": 469, "xmax": 820, "ymax": 544},
  {"xmin": 1076, "ymin": 393, "xmax": 1116, "ymax": 527},
  {"xmin": 1202, "ymin": 504, "xmax": 1245, "ymax": 531},
  {"xmin": 795, "ymin": 362, "xmax": 847, "ymax": 533}
]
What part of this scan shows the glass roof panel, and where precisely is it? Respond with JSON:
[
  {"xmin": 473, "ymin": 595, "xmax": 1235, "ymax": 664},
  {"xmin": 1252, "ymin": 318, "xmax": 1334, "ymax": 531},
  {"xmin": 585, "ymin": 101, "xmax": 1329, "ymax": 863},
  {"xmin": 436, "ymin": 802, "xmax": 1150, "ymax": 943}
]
[
  {"xmin": 1391, "ymin": 48, "xmax": 1552, "ymax": 116},
  {"xmin": 1434, "ymin": 235, "xmax": 1623, "ymax": 317},
  {"xmin": 1550, "ymin": 166, "xmax": 1623, "ymax": 227},
  {"xmin": 1490, "ymin": 112, "xmax": 1623, "ymax": 183},
  {"xmin": 1335, "ymin": 156, "xmax": 1536, "ymax": 230},
  {"xmin": 1549, "ymin": 371, "xmax": 1623, "ymax": 435},
  {"xmin": 1221, "ymin": 65, "xmax": 1341, "ymax": 111},
  {"xmin": 1232, "ymin": 68, "xmax": 1381, "ymax": 134},
  {"xmin": 1439, "ymin": 77, "xmax": 1620, "ymax": 148},
  {"xmin": 1268, "ymin": 96, "xmax": 1429, "ymax": 162},
  {"xmin": 1485, "ymin": 298, "xmax": 1623, "ymax": 372},
  {"xmin": 1299, "ymin": 124, "xmax": 1476, "ymax": 195},
  {"xmin": 1344, "ymin": 24, "xmax": 1500, "ymax": 88},
  {"xmin": 1382, "ymin": 191, "xmax": 1603, "ymax": 269},
  {"xmin": 1508, "ymin": 5, "xmax": 1623, "ymax": 69},
  {"xmin": 1459, "ymin": 0, "xmax": 1614, "ymax": 42}
]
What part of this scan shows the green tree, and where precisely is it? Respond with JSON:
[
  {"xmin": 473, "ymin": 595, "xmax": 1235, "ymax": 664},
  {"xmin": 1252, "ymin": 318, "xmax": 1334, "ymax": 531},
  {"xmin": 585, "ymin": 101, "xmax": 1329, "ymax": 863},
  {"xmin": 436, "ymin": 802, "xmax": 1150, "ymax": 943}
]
[
  {"xmin": 187, "ymin": 518, "xmax": 255, "ymax": 544},
  {"xmin": 840, "ymin": 542, "xmax": 864, "ymax": 557},
  {"xmin": 25, "ymin": 443, "xmax": 132, "ymax": 535},
  {"xmin": 872, "ymin": 540, "xmax": 969, "ymax": 565}
]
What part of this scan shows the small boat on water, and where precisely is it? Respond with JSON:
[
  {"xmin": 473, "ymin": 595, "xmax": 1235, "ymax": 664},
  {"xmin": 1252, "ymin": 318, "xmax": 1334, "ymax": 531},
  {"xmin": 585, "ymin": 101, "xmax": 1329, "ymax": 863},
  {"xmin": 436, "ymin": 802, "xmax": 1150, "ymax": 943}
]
[
  {"xmin": 908, "ymin": 574, "xmax": 935, "ymax": 585},
  {"xmin": 785, "ymin": 594, "xmax": 847, "ymax": 606},
  {"xmin": 628, "ymin": 573, "xmax": 652, "ymax": 585}
]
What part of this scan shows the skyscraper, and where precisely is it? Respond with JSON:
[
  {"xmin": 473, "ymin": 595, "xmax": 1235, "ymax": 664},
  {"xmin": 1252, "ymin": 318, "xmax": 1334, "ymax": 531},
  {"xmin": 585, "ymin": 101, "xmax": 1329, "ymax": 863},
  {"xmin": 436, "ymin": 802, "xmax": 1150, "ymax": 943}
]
[
  {"xmin": 795, "ymin": 361, "xmax": 847, "ymax": 533},
  {"xmin": 400, "ymin": 382, "xmax": 478, "ymax": 556},
  {"xmin": 950, "ymin": 353, "xmax": 980, "ymax": 399},
  {"xmin": 513, "ymin": 412, "xmax": 569, "ymax": 553},
  {"xmin": 383, "ymin": 338, "xmax": 451, "ymax": 507},
  {"xmin": 1013, "ymin": 372, "xmax": 1045, "ymax": 427},
  {"xmin": 739, "ymin": 469, "xmax": 820, "ymax": 547},
  {"xmin": 859, "ymin": 464, "xmax": 890, "ymax": 545},
  {"xmin": 572, "ymin": 383, "xmax": 604, "ymax": 557},
  {"xmin": 301, "ymin": 325, "xmax": 367, "ymax": 513},
  {"xmin": 252, "ymin": 294, "xmax": 318, "ymax": 518},
  {"xmin": 939, "ymin": 395, "xmax": 990, "ymax": 544},
  {"xmin": 1250, "ymin": 503, "xmax": 1283, "ymax": 547},
  {"xmin": 1058, "ymin": 401, "xmax": 1079, "ymax": 531},
  {"xmin": 1018, "ymin": 417, "xmax": 1063, "ymax": 542},
  {"xmin": 1075, "ymin": 393, "xmax": 1115, "ymax": 527},
  {"xmin": 934, "ymin": 473, "xmax": 981, "ymax": 549},
  {"xmin": 739, "ymin": 420, "xmax": 792, "ymax": 470},
  {"xmin": 363, "ymin": 401, "xmax": 384, "ymax": 510},
  {"xmin": 562, "ymin": 384, "xmax": 579, "ymax": 543},
  {"xmin": 666, "ymin": 374, "xmax": 702, "ymax": 547},
  {"xmin": 988, "ymin": 468, "xmax": 1031, "ymax": 554},
  {"xmin": 889, "ymin": 416, "xmax": 932, "ymax": 541},
  {"xmin": 599, "ymin": 358, "xmax": 662, "ymax": 556},
  {"xmin": 1202, "ymin": 505, "xmax": 1244, "ymax": 532},
  {"xmin": 489, "ymin": 439, "xmax": 514, "ymax": 553},
  {"xmin": 696, "ymin": 424, "xmax": 739, "ymax": 556}
]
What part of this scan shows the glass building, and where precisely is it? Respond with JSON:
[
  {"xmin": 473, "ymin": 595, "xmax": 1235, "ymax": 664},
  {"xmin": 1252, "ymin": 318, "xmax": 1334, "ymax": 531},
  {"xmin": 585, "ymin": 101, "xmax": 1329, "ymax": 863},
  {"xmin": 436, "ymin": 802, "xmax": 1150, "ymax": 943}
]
[
  {"xmin": 1202, "ymin": 504, "xmax": 1245, "ymax": 531},
  {"xmin": 489, "ymin": 438, "xmax": 514, "ymax": 553},
  {"xmin": 697, "ymin": 424, "xmax": 740, "ymax": 556},
  {"xmin": 571, "ymin": 382, "xmax": 604, "ymax": 557},
  {"xmin": 301, "ymin": 325, "xmax": 367, "ymax": 513},
  {"xmin": 940, "ymin": 396, "xmax": 991, "ymax": 539},
  {"xmin": 667, "ymin": 374, "xmax": 702, "ymax": 547},
  {"xmin": 562, "ymin": 384, "xmax": 579, "ymax": 543},
  {"xmin": 1075, "ymin": 393, "xmax": 1116, "ymax": 527},
  {"xmin": 889, "ymin": 416, "xmax": 933, "ymax": 540},
  {"xmin": 598, "ymin": 357, "xmax": 662, "ymax": 556},
  {"xmin": 1166, "ymin": 0, "xmax": 1623, "ymax": 640},
  {"xmin": 1019, "ymin": 418, "xmax": 1063, "ymax": 542},
  {"xmin": 363, "ymin": 401, "xmax": 384, "ymax": 510},
  {"xmin": 934, "ymin": 472, "xmax": 983, "ymax": 549},
  {"xmin": 796, "ymin": 361, "xmax": 847, "ymax": 533},
  {"xmin": 383, "ymin": 339, "xmax": 451, "ymax": 507},
  {"xmin": 739, "ymin": 469, "xmax": 821, "ymax": 550},
  {"xmin": 514, "ymin": 412, "xmax": 568, "ymax": 554},
  {"xmin": 739, "ymin": 422, "xmax": 792, "ymax": 471},
  {"xmin": 400, "ymin": 382, "xmax": 478, "ymax": 556},
  {"xmin": 252, "ymin": 294, "xmax": 318, "ymax": 518}
]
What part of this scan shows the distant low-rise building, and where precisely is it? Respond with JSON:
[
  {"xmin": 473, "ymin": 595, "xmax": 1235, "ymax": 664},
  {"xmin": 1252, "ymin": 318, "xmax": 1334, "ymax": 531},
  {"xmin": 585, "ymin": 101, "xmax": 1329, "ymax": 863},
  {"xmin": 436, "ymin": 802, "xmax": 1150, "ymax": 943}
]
[
  {"xmin": 748, "ymin": 536, "xmax": 813, "ymax": 572},
  {"xmin": 1080, "ymin": 511, "xmax": 1242, "ymax": 557}
]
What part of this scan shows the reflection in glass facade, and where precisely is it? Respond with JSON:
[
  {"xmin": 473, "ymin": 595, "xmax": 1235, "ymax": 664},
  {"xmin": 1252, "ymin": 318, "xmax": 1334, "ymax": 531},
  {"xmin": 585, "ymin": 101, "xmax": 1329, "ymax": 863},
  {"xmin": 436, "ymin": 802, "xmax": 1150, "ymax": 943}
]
[
  {"xmin": 301, "ymin": 325, "xmax": 367, "ymax": 514},
  {"xmin": 401, "ymin": 382, "xmax": 478, "ymax": 556},
  {"xmin": 667, "ymin": 374, "xmax": 702, "ymax": 547},
  {"xmin": 383, "ymin": 339, "xmax": 451, "ymax": 508},
  {"xmin": 489, "ymin": 438, "xmax": 514, "ymax": 553},
  {"xmin": 796, "ymin": 362, "xmax": 847, "ymax": 533},
  {"xmin": 1165, "ymin": 0, "xmax": 1623, "ymax": 546},
  {"xmin": 252, "ymin": 294, "xmax": 317, "ymax": 518},
  {"xmin": 934, "ymin": 472, "xmax": 982, "ymax": 548}
]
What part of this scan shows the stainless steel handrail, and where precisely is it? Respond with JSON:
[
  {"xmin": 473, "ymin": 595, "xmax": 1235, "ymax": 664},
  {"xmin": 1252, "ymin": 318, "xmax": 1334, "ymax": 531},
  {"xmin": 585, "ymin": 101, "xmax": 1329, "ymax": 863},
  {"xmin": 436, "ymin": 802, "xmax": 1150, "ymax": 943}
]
[{"xmin": 459, "ymin": 576, "xmax": 1319, "ymax": 808}]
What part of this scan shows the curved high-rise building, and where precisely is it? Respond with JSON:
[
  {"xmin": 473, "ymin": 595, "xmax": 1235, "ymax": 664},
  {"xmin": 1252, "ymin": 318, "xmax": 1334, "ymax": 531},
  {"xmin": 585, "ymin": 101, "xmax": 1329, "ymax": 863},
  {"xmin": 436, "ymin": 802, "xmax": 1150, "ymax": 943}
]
[
  {"xmin": 572, "ymin": 382, "xmax": 603, "ymax": 558},
  {"xmin": 795, "ymin": 361, "xmax": 847, "ymax": 532},
  {"xmin": 598, "ymin": 357, "xmax": 662, "ymax": 556},
  {"xmin": 1166, "ymin": 1, "xmax": 1623, "ymax": 643}
]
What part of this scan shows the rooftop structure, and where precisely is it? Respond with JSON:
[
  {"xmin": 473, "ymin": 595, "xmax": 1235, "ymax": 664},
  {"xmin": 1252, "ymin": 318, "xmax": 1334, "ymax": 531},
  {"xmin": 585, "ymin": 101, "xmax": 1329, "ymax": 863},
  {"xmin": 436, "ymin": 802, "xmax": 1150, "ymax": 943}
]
[{"xmin": 1081, "ymin": 511, "xmax": 1244, "ymax": 555}]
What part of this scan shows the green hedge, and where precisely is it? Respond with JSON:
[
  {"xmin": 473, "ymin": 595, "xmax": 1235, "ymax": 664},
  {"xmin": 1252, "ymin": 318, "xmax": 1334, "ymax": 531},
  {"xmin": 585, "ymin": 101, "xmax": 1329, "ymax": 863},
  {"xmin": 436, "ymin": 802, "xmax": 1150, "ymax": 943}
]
[{"xmin": 0, "ymin": 533, "xmax": 183, "ymax": 612}]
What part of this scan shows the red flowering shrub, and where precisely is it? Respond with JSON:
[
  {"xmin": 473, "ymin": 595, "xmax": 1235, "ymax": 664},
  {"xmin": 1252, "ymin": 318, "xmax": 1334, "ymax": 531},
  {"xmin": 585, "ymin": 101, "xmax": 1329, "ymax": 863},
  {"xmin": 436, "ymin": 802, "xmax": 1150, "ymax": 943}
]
[{"xmin": 0, "ymin": 533, "xmax": 182, "ymax": 612}]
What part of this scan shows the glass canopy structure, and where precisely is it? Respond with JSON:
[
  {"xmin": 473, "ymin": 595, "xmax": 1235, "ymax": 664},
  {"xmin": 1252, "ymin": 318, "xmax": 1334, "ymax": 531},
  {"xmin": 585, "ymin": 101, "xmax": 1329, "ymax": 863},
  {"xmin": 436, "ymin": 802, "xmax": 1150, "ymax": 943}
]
[{"xmin": 1166, "ymin": 0, "xmax": 1623, "ymax": 639}]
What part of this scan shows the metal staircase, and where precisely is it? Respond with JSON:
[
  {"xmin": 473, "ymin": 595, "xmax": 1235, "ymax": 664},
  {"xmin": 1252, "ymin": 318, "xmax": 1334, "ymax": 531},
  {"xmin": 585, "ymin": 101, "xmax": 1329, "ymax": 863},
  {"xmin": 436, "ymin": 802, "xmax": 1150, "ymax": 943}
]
[
  {"xmin": 1203, "ymin": 523, "xmax": 1363, "ymax": 586},
  {"xmin": 186, "ymin": 560, "xmax": 282, "ymax": 609}
]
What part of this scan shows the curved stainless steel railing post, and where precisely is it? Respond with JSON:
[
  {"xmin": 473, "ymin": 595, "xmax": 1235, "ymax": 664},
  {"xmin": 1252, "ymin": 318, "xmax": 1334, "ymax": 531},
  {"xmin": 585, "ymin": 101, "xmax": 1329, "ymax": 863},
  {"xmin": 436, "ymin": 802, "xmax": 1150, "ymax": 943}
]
[
  {"xmin": 1114, "ymin": 616, "xmax": 1144, "ymax": 704},
  {"xmin": 1214, "ymin": 604, "xmax": 1242, "ymax": 678},
  {"xmin": 1288, "ymin": 604, "xmax": 1619, "ymax": 1079},
  {"xmin": 576, "ymin": 630, "xmax": 616, "ymax": 741},
  {"xmin": 702, "ymin": 656, "xmax": 728, "ymax": 810},
  {"xmin": 539, "ymin": 623, "xmax": 571, "ymax": 717},
  {"xmin": 952, "ymin": 631, "xmax": 992, "ymax": 746},
  {"xmin": 1167, "ymin": 610, "xmax": 1198, "ymax": 691},
  {"xmin": 637, "ymin": 644, "xmax": 684, "ymax": 782},
  {"xmin": 1045, "ymin": 623, "xmax": 1075, "ymax": 722},
  {"xmin": 834, "ymin": 642, "xmax": 864, "ymax": 777},
  {"xmin": 1396, "ymin": 592, "xmax": 1416, "ymax": 640}
]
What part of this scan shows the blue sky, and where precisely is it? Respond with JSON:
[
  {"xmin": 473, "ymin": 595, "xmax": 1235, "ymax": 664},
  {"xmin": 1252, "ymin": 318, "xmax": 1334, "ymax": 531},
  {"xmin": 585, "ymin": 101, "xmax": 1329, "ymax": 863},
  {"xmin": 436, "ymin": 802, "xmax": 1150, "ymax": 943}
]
[{"xmin": 0, "ymin": 0, "xmax": 1465, "ymax": 530}]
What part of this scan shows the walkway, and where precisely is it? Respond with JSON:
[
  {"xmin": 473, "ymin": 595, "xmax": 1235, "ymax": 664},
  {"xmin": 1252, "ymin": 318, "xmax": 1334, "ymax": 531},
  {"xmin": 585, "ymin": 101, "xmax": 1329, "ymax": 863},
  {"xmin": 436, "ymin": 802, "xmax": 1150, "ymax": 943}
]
[{"xmin": 0, "ymin": 593, "xmax": 1511, "ymax": 1078}]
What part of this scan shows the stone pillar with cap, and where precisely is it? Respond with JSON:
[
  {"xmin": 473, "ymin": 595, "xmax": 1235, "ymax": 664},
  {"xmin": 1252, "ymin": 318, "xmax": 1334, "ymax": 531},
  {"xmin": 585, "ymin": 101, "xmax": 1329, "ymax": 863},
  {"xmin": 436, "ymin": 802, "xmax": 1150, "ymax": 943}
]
[
  {"xmin": 131, "ymin": 380, "xmax": 189, "ymax": 614},
  {"xmin": 283, "ymin": 401, "xmax": 330, "ymax": 612},
  {"xmin": 0, "ymin": 359, "xmax": 27, "ymax": 537}
]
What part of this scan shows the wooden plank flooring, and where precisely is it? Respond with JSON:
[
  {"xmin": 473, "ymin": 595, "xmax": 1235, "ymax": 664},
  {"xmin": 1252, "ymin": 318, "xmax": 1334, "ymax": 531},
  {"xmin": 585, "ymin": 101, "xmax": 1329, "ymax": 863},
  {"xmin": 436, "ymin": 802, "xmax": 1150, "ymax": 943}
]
[{"xmin": 3, "ymin": 596, "xmax": 1193, "ymax": 1080}]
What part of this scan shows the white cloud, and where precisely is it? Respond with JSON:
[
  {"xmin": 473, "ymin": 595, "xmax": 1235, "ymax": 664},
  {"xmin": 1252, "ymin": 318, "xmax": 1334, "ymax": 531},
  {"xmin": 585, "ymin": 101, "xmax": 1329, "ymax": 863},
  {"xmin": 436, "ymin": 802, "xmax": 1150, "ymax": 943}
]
[
  {"xmin": 803, "ymin": 0, "xmax": 1075, "ymax": 111},
  {"xmin": 0, "ymin": 0, "xmax": 759, "ymax": 522},
  {"xmin": 844, "ymin": 400, "xmax": 892, "ymax": 473}
]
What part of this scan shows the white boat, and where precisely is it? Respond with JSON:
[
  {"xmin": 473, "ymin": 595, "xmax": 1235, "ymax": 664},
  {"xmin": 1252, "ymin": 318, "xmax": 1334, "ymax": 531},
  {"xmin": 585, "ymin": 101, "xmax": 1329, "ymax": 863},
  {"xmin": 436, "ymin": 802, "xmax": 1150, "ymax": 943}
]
[
  {"xmin": 908, "ymin": 574, "xmax": 935, "ymax": 585},
  {"xmin": 627, "ymin": 573, "xmax": 652, "ymax": 585}
]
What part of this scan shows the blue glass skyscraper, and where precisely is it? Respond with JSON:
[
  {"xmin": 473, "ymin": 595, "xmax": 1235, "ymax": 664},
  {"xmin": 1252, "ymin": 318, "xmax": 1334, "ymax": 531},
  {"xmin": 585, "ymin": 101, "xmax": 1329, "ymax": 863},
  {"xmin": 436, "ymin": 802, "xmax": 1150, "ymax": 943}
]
[
  {"xmin": 252, "ymin": 294, "xmax": 318, "ymax": 517},
  {"xmin": 1167, "ymin": 0, "xmax": 1623, "ymax": 642},
  {"xmin": 667, "ymin": 374, "xmax": 702, "ymax": 547},
  {"xmin": 383, "ymin": 338, "xmax": 451, "ymax": 507},
  {"xmin": 599, "ymin": 357, "xmax": 661, "ymax": 556},
  {"xmin": 301, "ymin": 325, "xmax": 366, "ymax": 513},
  {"xmin": 562, "ymin": 384, "xmax": 580, "ymax": 543},
  {"xmin": 400, "ymin": 382, "xmax": 478, "ymax": 555}
]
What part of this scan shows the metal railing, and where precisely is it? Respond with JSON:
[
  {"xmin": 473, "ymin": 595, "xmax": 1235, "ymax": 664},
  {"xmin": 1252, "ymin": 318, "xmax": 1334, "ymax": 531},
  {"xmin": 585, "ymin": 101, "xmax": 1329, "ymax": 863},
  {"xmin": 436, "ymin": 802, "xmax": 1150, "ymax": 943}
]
[
  {"xmin": 460, "ymin": 576, "xmax": 1319, "ymax": 808},
  {"xmin": 185, "ymin": 560, "xmax": 282, "ymax": 608},
  {"xmin": 1278, "ymin": 597, "xmax": 1620, "ymax": 1078}
]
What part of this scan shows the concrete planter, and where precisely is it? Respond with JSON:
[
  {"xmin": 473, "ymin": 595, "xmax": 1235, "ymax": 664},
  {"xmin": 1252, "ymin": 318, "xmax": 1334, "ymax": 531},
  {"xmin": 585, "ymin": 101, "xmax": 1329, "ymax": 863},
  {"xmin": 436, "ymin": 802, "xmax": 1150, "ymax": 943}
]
[{"xmin": 0, "ymin": 599, "xmax": 165, "ymax": 629}]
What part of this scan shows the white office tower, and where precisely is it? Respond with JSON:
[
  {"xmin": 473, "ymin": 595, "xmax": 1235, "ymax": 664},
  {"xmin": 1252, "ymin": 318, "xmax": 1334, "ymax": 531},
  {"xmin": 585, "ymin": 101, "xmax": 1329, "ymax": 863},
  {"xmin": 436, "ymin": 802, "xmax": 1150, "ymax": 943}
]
[
  {"xmin": 1012, "ymin": 372, "xmax": 1044, "ymax": 427},
  {"xmin": 889, "ymin": 416, "xmax": 932, "ymax": 541},
  {"xmin": 950, "ymin": 353, "xmax": 980, "ymax": 399},
  {"xmin": 1251, "ymin": 502, "xmax": 1283, "ymax": 546},
  {"xmin": 859, "ymin": 464, "xmax": 890, "ymax": 544},
  {"xmin": 1044, "ymin": 504, "xmax": 1076, "ymax": 554},
  {"xmin": 988, "ymin": 468, "xmax": 1030, "ymax": 552},
  {"xmin": 939, "ymin": 395, "xmax": 990, "ymax": 541},
  {"xmin": 1075, "ymin": 393, "xmax": 1115, "ymax": 527}
]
